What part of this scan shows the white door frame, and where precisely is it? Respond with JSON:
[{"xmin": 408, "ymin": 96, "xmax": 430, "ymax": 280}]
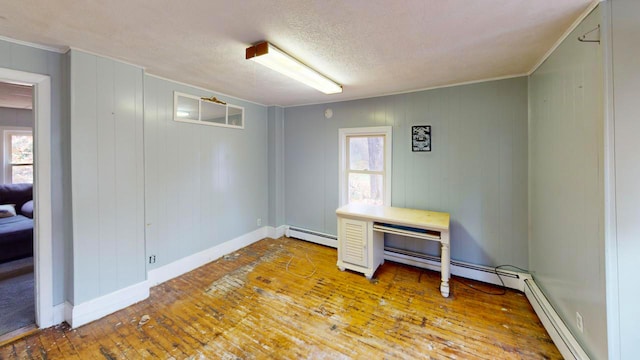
[{"xmin": 0, "ymin": 67, "xmax": 53, "ymax": 328}]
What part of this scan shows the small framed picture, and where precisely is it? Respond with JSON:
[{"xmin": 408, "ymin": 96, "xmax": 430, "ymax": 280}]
[{"xmin": 412, "ymin": 125, "xmax": 431, "ymax": 152}]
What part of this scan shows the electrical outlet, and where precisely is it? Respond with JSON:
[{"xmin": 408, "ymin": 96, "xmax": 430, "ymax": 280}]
[
  {"xmin": 149, "ymin": 255, "xmax": 156, "ymax": 264},
  {"xmin": 576, "ymin": 312, "xmax": 584, "ymax": 333},
  {"xmin": 257, "ymin": 218, "xmax": 262, "ymax": 226}
]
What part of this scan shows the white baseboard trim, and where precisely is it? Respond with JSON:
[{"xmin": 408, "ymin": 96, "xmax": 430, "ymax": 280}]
[
  {"xmin": 66, "ymin": 281, "xmax": 150, "ymax": 328},
  {"xmin": 64, "ymin": 302, "xmax": 72, "ymax": 326},
  {"xmin": 286, "ymin": 226, "xmax": 338, "ymax": 248},
  {"xmin": 148, "ymin": 226, "xmax": 268, "ymax": 286},
  {"xmin": 524, "ymin": 279, "xmax": 591, "ymax": 360},
  {"xmin": 52, "ymin": 302, "xmax": 66, "ymax": 326},
  {"xmin": 60, "ymin": 227, "xmax": 274, "ymax": 329},
  {"xmin": 267, "ymin": 225, "xmax": 287, "ymax": 239}
]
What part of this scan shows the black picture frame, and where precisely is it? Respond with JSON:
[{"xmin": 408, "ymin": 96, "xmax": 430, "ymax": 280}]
[{"xmin": 412, "ymin": 125, "xmax": 431, "ymax": 152}]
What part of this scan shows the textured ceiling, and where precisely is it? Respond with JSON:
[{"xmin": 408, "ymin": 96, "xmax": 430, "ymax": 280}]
[{"xmin": 0, "ymin": 0, "xmax": 594, "ymax": 106}]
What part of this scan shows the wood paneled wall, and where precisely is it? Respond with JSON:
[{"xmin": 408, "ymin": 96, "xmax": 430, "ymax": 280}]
[
  {"xmin": 69, "ymin": 50, "xmax": 145, "ymax": 304},
  {"xmin": 528, "ymin": 6, "xmax": 606, "ymax": 359},
  {"xmin": 267, "ymin": 106, "xmax": 285, "ymax": 227},
  {"xmin": 284, "ymin": 77, "xmax": 529, "ymax": 269},
  {"xmin": 143, "ymin": 75, "xmax": 269, "ymax": 271},
  {"xmin": 605, "ymin": 0, "xmax": 640, "ymax": 357}
]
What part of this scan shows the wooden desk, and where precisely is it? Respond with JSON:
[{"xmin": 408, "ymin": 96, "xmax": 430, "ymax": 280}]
[{"xmin": 336, "ymin": 203, "xmax": 451, "ymax": 297}]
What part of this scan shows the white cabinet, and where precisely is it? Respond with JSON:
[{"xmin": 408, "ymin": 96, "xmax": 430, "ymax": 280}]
[{"xmin": 336, "ymin": 217, "xmax": 384, "ymax": 279}]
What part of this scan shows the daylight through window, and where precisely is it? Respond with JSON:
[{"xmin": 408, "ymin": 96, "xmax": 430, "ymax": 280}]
[
  {"xmin": 347, "ymin": 135, "xmax": 385, "ymax": 205},
  {"xmin": 5, "ymin": 131, "xmax": 33, "ymax": 184},
  {"xmin": 339, "ymin": 126, "xmax": 392, "ymax": 206}
]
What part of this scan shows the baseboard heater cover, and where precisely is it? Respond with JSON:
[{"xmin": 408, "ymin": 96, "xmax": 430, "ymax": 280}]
[
  {"xmin": 384, "ymin": 246, "xmax": 524, "ymax": 291},
  {"xmin": 285, "ymin": 225, "xmax": 524, "ymax": 291},
  {"xmin": 524, "ymin": 279, "xmax": 590, "ymax": 360},
  {"xmin": 286, "ymin": 226, "xmax": 337, "ymax": 248},
  {"xmin": 385, "ymin": 246, "xmax": 518, "ymax": 278}
]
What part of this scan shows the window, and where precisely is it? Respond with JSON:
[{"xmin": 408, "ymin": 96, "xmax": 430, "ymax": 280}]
[
  {"xmin": 173, "ymin": 92, "xmax": 245, "ymax": 129},
  {"xmin": 4, "ymin": 130, "xmax": 33, "ymax": 184},
  {"xmin": 339, "ymin": 126, "xmax": 392, "ymax": 206}
]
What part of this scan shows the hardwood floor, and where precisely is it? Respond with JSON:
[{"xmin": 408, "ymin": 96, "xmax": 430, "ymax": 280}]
[{"xmin": 0, "ymin": 237, "xmax": 561, "ymax": 359}]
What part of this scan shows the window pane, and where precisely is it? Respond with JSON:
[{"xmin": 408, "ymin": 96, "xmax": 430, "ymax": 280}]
[
  {"xmin": 349, "ymin": 136, "xmax": 384, "ymax": 171},
  {"xmin": 348, "ymin": 173, "xmax": 383, "ymax": 205},
  {"xmin": 176, "ymin": 95, "xmax": 199, "ymax": 120},
  {"xmin": 201, "ymin": 101, "xmax": 226, "ymax": 124},
  {"xmin": 12, "ymin": 165, "xmax": 33, "ymax": 184},
  {"xmin": 228, "ymin": 106, "xmax": 243, "ymax": 127},
  {"xmin": 11, "ymin": 134, "xmax": 33, "ymax": 164}
]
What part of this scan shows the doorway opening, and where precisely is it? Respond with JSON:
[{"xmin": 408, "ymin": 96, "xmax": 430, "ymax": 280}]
[
  {"xmin": 0, "ymin": 81, "xmax": 36, "ymax": 339},
  {"xmin": 0, "ymin": 68, "xmax": 53, "ymax": 344}
]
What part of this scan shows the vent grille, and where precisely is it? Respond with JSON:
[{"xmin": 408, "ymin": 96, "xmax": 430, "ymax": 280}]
[{"xmin": 342, "ymin": 220, "xmax": 367, "ymax": 266}]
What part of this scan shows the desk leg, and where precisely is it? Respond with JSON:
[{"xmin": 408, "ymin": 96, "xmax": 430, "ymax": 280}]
[{"xmin": 440, "ymin": 242, "xmax": 450, "ymax": 297}]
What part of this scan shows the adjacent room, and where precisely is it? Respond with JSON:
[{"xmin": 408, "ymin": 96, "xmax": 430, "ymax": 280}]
[
  {"xmin": 0, "ymin": 0, "xmax": 638, "ymax": 359},
  {"xmin": 0, "ymin": 82, "xmax": 36, "ymax": 339}
]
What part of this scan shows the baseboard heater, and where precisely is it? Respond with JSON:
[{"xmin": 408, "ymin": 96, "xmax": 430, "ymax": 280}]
[
  {"xmin": 285, "ymin": 225, "xmax": 523, "ymax": 290},
  {"xmin": 524, "ymin": 279, "xmax": 590, "ymax": 360},
  {"xmin": 384, "ymin": 246, "xmax": 524, "ymax": 290},
  {"xmin": 385, "ymin": 246, "xmax": 517, "ymax": 278},
  {"xmin": 286, "ymin": 226, "xmax": 337, "ymax": 248}
]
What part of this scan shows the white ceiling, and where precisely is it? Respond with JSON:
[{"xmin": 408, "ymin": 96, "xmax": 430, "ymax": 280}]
[
  {"xmin": 0, "ymin": 82, "xmax": 32, "ymax": 109},
  {"xmin": 0, "ymin": 0, "xmax": 594, "ymax": 107}
]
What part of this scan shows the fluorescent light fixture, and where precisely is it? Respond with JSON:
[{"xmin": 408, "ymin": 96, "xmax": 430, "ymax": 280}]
[
  {"xmin": 246, "ymin": 41, "xmax": 342, "ymax": 95},
  {"xmin": 176, "ymin": 110, "xmax": 190, "ymax": 117}
]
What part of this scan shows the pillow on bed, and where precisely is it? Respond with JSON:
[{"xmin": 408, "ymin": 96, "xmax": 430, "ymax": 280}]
[
  {"xmin": 0, "ymin": 204, "xmax": 16, "ymax": 218},
  {"xmin": 21, "ymin": 200, "xmax": 33, "ymax": 218}
]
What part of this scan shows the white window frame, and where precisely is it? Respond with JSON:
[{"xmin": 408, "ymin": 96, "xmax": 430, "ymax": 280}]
[
  {"xmin": 1, "ymin": 126, "xmax": 33, "ymax": 184},
  {"xmin": 339, "ymin": 126, "xmax": 392, "ymax": 206},
  {"xmin": 173, "ymin": 91, "xmax": 245, "ymax": 129}
]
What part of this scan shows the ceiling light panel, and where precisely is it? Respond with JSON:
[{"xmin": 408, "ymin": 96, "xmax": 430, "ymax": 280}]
[{"xmin": 246, "ymin": 41, "xmax": 342, "ymax": 95}]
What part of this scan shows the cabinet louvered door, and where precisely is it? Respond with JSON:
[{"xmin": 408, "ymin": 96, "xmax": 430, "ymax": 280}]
[{"xmin": 340, "ymin": 218, "xmax": 368, "ymax": 267}]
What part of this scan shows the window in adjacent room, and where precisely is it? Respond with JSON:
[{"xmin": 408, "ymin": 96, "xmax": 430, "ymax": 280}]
[
  {"xmin": 4, "ymin": 130, "xmax": 33, "ymax": 184},
  {"xmin": 339, "ymin": 126, "xmax": 392, "ymax": 206}
]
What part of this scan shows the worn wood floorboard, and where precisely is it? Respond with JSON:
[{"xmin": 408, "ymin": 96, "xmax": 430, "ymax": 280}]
[{"xmin": 0, "ymin": 237, "xmax": 561, "ymax": 359}]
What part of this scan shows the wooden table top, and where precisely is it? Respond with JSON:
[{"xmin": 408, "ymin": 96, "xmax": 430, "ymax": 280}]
[{"xmin": 336, "ymin": 203, "xmax": 450, "ymax": 231}]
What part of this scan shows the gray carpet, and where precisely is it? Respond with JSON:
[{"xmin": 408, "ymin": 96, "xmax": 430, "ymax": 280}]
[{"xmin": 0, "ymin": 260, "xmax": 35, "ymax": 336}]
